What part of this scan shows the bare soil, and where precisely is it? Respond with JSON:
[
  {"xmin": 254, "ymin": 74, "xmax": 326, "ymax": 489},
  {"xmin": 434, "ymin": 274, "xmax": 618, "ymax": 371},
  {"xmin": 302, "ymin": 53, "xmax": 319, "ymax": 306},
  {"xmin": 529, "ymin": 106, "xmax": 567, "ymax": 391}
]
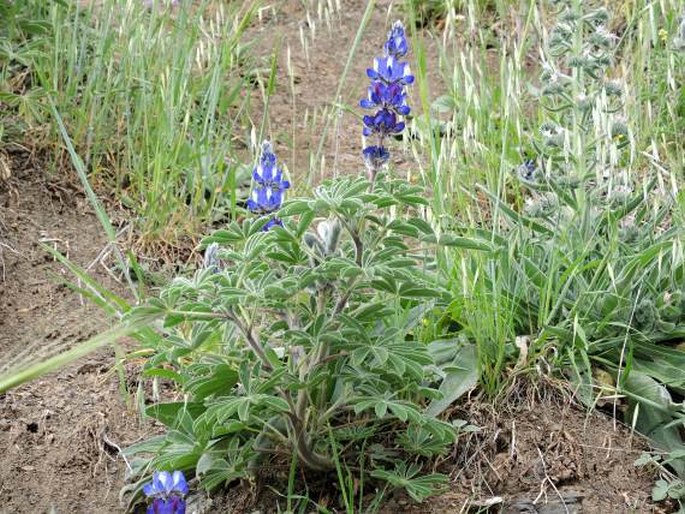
[
  {"xmin": 0, "ymin": 1, "xmax": 675, "ymax": 513},
  {"xmin": 0, "ymin": 150, "xmax": 153, "ymax": 513}
]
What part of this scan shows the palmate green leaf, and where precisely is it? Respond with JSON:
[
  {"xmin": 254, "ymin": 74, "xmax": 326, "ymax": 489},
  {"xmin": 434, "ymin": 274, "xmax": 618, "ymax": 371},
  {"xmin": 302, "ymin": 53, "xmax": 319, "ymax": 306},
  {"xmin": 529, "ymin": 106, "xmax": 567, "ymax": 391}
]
[
  {"xmin": 265, "ymin": 248, "xmax": 305, "ymax": 265},
  {"xmin": 196, "ymin": 438, "xmax": 251, "ymax": 492},
  {"xmin": 398, "ymin": 421, "xmax": 455, "ymax": 456},
  {"xmin": 371, "ymin": 463, "xmax": 447, "ymax": 502},
  {"xmin": 352, "ymin": 395, "xmax": 422, "ymax": 423},
  {"xmin": 204, "ymin": 392, "xmax": 290, "ymax": 425},
  {"xmin": 202, "ymin": 218, "xmax": 264, "ymax": 247},
  {"xmin": 385, "ymin": 342, "xmax": 432, "ymax": 378},
  {"xmin": 184, "ymin": 364, "xmax": 239, "ymax": 401},
  {"xmin": 151, "ymin": 451, "xmax": 202, "ymax": 479}
]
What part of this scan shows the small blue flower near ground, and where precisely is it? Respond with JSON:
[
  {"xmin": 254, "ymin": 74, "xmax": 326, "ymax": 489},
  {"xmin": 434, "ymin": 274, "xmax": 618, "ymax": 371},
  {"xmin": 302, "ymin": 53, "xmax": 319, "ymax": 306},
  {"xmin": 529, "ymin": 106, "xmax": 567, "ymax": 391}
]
[
  {"xmin": 147, "ymin": 496, "xmax": 186, "ymax": 514},
  {"xmin": 143, "ymin": 471, "xmax": 188, "ymax": 514},
  {"xmin": 360, "ymin": 20, "xmax": 412, "ymax": 180},
  {"xmin": 247, "ymin": 141, "xmax": 290, "ymax": 230}
]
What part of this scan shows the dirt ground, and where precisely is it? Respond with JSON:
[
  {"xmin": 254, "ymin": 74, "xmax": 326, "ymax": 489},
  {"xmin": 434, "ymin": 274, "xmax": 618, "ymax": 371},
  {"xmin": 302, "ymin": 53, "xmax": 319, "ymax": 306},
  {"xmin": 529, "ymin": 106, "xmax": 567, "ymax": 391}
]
[
  {"xmin": 0, "ymin": 149, "xmax": 150, "ymax": 513},
  {"xmin": 0, "ymin": 1, "xmax": 676, "ymax": 513}
]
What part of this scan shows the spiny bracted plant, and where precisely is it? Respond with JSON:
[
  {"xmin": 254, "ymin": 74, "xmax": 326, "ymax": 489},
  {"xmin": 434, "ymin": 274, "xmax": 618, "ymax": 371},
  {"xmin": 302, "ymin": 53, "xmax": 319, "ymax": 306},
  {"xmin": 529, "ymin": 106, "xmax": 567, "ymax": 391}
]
[
  {"xmin": 447, "ymin": 0, "xmax": 685, "ymax": 481},
  {"xmin": 122, "ymin": 23, "xmax": 480, "ymax": 509}
]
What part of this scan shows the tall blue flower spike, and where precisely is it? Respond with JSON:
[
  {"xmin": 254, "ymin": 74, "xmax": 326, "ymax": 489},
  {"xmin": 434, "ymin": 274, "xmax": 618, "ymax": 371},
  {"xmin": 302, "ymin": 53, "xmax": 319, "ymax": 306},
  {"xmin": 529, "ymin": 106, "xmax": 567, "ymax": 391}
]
[
  {"xmin": 143, "ymin": 471, "xmax": 188, "ymax": 514},
  {"xmin": 360, "ymin": 21, "xmax": 412, "ymax": 181},
  {"xmin": 246, "ymin": 141, "xmax": 290, "ymax": 230}
]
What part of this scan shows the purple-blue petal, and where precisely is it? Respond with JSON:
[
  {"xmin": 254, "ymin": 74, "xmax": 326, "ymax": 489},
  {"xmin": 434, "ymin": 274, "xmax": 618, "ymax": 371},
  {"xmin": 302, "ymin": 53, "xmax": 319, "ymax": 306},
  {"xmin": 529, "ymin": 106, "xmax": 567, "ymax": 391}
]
[
  {"xmin": 143, "ymin": 483, "xmax": 156, "ymax": 497},
  {"xmin": 171, "ymin": 471, "xmax": 188, "ymax": 495},
  {"xmin": 147, "ymin": 496, "xmax": 186, "ymax": 514}
]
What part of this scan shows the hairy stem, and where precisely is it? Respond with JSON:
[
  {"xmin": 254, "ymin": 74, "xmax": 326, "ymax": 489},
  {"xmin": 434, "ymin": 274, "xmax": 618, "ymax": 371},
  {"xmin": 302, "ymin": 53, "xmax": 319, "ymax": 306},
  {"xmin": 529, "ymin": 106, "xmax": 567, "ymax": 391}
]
[
  {"xmin": 228, "ymin": 310, "xmax": 273, "ymax": 371},
  {"xmin": 288, "ymin": 412, "xmax": 334, "ymax": 471}
]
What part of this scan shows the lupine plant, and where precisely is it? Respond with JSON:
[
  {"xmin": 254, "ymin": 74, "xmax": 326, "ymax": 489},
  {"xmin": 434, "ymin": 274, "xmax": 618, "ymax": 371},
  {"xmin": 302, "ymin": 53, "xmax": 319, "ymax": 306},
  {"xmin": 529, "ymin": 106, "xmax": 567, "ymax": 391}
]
[{"xmin": 123, "ymin": 22, "xmax": 475, "ymax": 507}]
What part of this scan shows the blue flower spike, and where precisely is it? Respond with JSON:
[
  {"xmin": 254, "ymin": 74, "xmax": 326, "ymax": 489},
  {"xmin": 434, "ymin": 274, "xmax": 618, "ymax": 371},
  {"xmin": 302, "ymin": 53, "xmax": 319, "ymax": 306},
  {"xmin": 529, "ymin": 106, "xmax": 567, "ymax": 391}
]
[
  {"xmin": 360, "ymin": 20, "xmax": 412, "ymax": 181},
  {"xmin": 247, "ymin": 141, "xmax": 290, "ymax": 231},
  {"xmin": 143, "ymin": 470, "xmax": 188, "ymax": 514}
]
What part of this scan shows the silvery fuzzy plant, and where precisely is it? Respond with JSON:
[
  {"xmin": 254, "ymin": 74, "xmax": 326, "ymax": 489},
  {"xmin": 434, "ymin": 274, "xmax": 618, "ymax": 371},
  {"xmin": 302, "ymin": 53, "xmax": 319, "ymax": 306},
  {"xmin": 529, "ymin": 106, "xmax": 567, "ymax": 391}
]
[
  {"xmin": 124, "ymin": 22, "xmax": 464, "ymax": 506},
  {"xmin": 486, "ymin": 0, "xmax": 685, "ymax": 481}
]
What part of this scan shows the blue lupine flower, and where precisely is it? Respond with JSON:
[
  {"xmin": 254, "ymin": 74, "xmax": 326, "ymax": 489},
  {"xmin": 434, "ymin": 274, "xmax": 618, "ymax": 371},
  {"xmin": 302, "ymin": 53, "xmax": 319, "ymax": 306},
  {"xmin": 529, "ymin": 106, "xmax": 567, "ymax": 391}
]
[
  {"xmin": 146, "ymin": 496, "xmax": 186, "ymax": 514},
  {"xmin": 360, "ymin": 20, "xmax": 412, "ymax": 179},
  {"xmin": 246, "ymin": 185, "xmax": 286, "ymax": 214},
  {"xmin": 362, "ymin": 146, "xmax": 390, "ymax": 169},
  {"xmin": 384, "ymin": 20, "xmax": 409, "ymax": 58},
  {"xmin": 362, "ymin": 109, "xmax": 405, "ymax": 138},
  {"xmin": 246, "ymin": 142, "xmax": 290, "ymax": 230},
  {"xmin": 143, "ymin": 471, "xmax": 188, "ymax": 514},
  {"xmin": 143, "ymin": 471, "xmax": 189, "ymax": 498},
  {"xmin": 360, "ymin": 82, "xmax": 410, "ymax": 115},
  {"xmin": 367, "ymin": 56, "xmax": 414, "ymax": 86},
  {"xmin": 253, "ymin": 141, "xmax": 291, "ymax": 191}
]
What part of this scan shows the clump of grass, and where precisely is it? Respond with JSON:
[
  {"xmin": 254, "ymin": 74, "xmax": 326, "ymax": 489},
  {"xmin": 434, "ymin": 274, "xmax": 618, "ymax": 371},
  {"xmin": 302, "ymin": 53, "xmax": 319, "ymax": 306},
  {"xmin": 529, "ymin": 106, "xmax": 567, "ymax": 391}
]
[
  {"xmin": 1, "ymin": 0, "xmax": 257, "ymax": 247},
  {"xmin": 423, "ymin": 0, "xmax": 685, "ymax": 485}
]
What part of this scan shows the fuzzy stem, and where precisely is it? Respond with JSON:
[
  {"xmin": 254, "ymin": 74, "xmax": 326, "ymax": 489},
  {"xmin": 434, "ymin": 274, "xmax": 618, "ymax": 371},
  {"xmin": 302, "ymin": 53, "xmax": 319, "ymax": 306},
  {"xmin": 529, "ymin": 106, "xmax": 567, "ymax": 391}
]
[{"xmin": 228, "ymin": 311, "xmax": 273, "ymax": 371}]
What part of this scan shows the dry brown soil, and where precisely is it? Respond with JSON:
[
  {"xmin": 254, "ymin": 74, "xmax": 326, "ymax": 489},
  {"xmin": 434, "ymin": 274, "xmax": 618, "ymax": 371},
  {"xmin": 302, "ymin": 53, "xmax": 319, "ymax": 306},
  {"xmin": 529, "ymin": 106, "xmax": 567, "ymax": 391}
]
[{"xmin": 0, "ymin": 1, "xmax": 676, "ymax": 513}]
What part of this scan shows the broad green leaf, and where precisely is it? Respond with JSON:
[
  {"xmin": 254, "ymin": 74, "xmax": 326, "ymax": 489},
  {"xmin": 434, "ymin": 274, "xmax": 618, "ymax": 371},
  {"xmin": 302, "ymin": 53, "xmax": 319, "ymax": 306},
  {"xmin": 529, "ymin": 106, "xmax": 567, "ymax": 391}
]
[
  {"xmin": 185, "ymin": 364, "xmax": 239, "ymax": 401},
  {"xmin": 426, "ymin": 343, "xmax": 478, "ymax": 417},
  {"xmin": 623, "ymin": 371, "xmax": 685, "ymax": 478}
]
